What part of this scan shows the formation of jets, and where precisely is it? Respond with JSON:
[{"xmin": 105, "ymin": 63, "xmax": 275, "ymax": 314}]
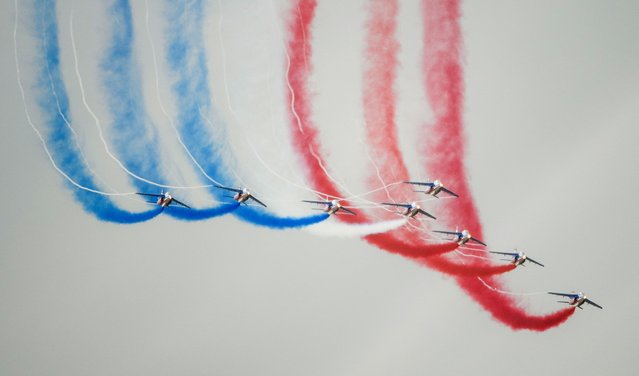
[{"xmin": 137, "ymin": 179, "xmax": 601, "ymax": 312}]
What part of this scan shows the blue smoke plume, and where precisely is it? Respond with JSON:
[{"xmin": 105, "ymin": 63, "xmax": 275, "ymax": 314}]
[
  {"xmin": 31, "ymin": 0, "xmax": 161, "ymax": 224},
  {"xmin": 100, "ymin": 0, "xmax": 236, "ymax": 221},
  {"xmin": 162, "ymin": 0, "xmax": 328, "ymax": 229}
]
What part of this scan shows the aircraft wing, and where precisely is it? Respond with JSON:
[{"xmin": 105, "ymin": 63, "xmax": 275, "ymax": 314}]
[
  {"xmin": 172, "ymin": 198, "xmax": 191, "ymax": 209},
  {"xmin": 302, "ymin": 200, "xmax": 329, "ymax": 205},
  {"xmin": 136, "ymin": 192, "xmax": 163, "ymax": 197},
  {"xmin": 585, "ymin": 299, "xmax": 603, "ymax": 309},
  {"xmin": 418, "ymin": 209, "xmax": 436, "ymax": 220},
  {"xmin": 249, "ymin": 196, "xmax": 268, "ymax": 208},
  {"xmin": 489, "ymin": 251, "xmax": 517, "ymax": 257},
  {"xmin": 527, "ymin": 257, "xmax": 545, "ymax": 267},
  {"xmin": 382, "ymin": 202, "xmax": 411, "ymax": 208},
  {"xmin": 339, "ymin": 207, "xmax": 357, "ymax": 215},
  {"xmin": 214, "ymin": 185, "xmax": 242, "ymax": 193},
  {"xmin": 404, "ymin": 181, "xmax": 434, "ymax": 187},
  {"xmin": 441, "ymin": 187, "xmax": 459, "ymax": 197},
  {"xmin": 470, "ymin": 237, "xmax": 487, "ymax": 246},
  {"xmin": 433, "ymin": 230, "xmax": 460, "ymax": 236},
  {"xmin": 548, "ymin": 292, "xmax": 580, "ymax": 299}
]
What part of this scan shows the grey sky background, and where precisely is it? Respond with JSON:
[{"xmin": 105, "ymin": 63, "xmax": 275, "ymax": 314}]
[{"xmin": 2, "ymin": 0, "xmax": 639, "ymax": 375}]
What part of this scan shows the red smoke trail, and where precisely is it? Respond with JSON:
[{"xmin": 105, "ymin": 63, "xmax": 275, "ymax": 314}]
[
  {"xmin": 357, "ymin": 0, "xmax": 483, "ymax": 261},
  {"xmin": 286, "ymin": 1, "xmax": 573, "ymax": 331},
  {"xmin": 367, "ymin": 234, "xmax": 458, "ymax": 258},
  {"xmin": 420, "ymin": 0, "xmax": 575, "ymax": 330},
  {"xmin": 428, "ymin": 258, "xmax": 517, "ymax": 276},
  {"xmin": 361, "ymin": 0, "xmax": 410, "ymax": 201},
  {"xmin": 285, "ymin": 0, "xmax": 352, "ymax": 207},
  {"xmin": 461, "ymin": 278, "xmax": 577, "ymax": 331},
  {"xmin": 285, "ymin": 0, "xmax": 459, "ymax": 259},
  {"xmin": 284, "ymin": 0, "xmax": 576, "ymax": 329}
]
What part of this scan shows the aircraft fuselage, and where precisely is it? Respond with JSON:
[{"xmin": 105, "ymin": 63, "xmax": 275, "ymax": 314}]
[
  {"xmin": 427, "ymin": 186, "xmax": 443, "ymax": 196},
  {"xmin": 572, "ymin": 296, "xmax": 587, "ymax": 308},
  {"xmin": 326, "ymin": 204, "xmax": 340, "ymax": 215},
  {"xmin": 234, "ymin": 192, "xmax": 251, "ymax": 203},
  {"xmin": 157, "ymin": 196, "xmax": 173, "ymax": 207},
  {"xmin": 403, "ymin": 207, "xmax": 420, "ymax": 218}
]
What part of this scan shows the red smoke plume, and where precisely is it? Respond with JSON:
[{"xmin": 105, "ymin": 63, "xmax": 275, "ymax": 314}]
[
  {"xmin": 284, "ymin": 0, "xmax": 575, "ymax": 330},
  {"xmin": 420, "ymin": 0, "xmax": 575, "ymax": 329}
]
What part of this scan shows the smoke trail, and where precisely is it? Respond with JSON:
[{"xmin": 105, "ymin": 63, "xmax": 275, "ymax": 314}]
[
  {"xmin": 101, "ymin": 0, "xmax": 167, "ymax": 189},
  {"xmin": 235, "ymin": 207, "xmax": 329, "ymax": 229},
  {"xmin": 160, "ymin": 0, "xmax": 327, "ymax": 229},
  {"xmin": 285, "ymin": 0, "xmax": 353, "ymax": 204},
  {"xmin": 362, "ymin": 0, "xmax": 411, "ymax": 202},
  {"xmin": 21, "ymin": 0, "xmax": 161, "ymax": 224},
  {"xmin": 97, "ymin": 0, "xmax": 237, "ymax": 221},
  {"xmin": 283, "ymin": 0, "xmax": 575, "ymax": 330},
  {"xmin": 306, "ymin": 218, "xmax": 407, "ymax": 237},
  {"xmin": 365, "ymin": 234, "xmax": 459, "ymax": 258},
  {"xmin": 426, "ymin": 258, "xmax": 516, "ymax": 276},
  {"xmin": 420, "ymin": 0, "xmax": 574, "ymax": 330},
  {"xmin": 166, "ymin": 202, "xmax": 240, "ymax": 220},
  {"xmin": 284, "ymin": 0, "xmax": 462, "ymax": 258},
  {"xmin": 461, "ymin": 277, "xmax": 577, "ymax": 331}
]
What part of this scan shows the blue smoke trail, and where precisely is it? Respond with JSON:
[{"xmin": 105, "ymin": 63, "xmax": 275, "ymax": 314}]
[
  {"xmin": 235, "ymin": 208, "xmax": 329, "ymax": 229},
  {"xmin": 167, "ymin": 202, "xmax": 240, "ymax": 220},
  {"xmin": 101, "ymin": 0, "xmax": 164, "ymax": 187},
  {"xmin": 31, "ymin": 0, "xmax": 161, "ymax": 223},
  {"xmin": 162, "ymin": 0, "xmax": 328, "ymax": 229},
  {"xmin": 101, "ymin": 0, "xmax": 236, "ymax": 221}
]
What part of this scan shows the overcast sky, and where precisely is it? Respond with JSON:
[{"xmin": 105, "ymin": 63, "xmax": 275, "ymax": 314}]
[{"xmin": 1, "ymin": 1, "xmax": 639, "ymax": 375}]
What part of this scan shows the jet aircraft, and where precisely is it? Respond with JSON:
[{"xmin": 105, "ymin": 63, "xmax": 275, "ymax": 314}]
[
  {"xmin": 215, "ymin": 185, "xmax": 267, "ymax": 207},
  {"xmin": 302, "ymin": 199, "xmax": 356, "ymax": 215},
  {"xmin": 490, "ymin": 250, "xmax": 544, "ymax": 267},
  {"xmin": 433, "ymin": 229, "xmax": 486, "ymax": 246},
  {"xmin": 136, "ymin": 191, "xmax": 191, "ymax": 209},
  {"xmin": 547, "ymin": 292, "xmax": 603, "ymax": 309},
  {"xmin": 403, "ymin": 180, "xmax": 459, "ymax": 198},
  {"xmin": 381, "ymin": 202, "xmax": 436, "ymax": 220}
]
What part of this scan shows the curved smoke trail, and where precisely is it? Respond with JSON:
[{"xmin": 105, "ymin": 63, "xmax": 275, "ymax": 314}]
[
  {"xmin": 284, "ymin": 0, "xmax": 575, "ymax": 330},
  {"xmin": 160, "ymin": 0, "xmax": 328, "ymax": 229},
  {"xmin": 24, "ymin": 0, "xmax": 161, "ymax": 224},
  {"xmin": 284, "ymin": 0, "xmax": 458, "ymax": 257},
  {"xmin": 419, "ymin": 0, "xmax": 575, "ymax": 330},
  {"xmin": 100, "ymin": 0, "xmax": 235, "ymax": 222}
]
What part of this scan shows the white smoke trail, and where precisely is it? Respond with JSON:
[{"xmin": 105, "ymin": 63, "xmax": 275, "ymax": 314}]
[
  {"xmin": 214, "ymin": 0, "xmax": 327, "ymax": 200},
  {"xmin": 305, "ymin": 218, "xmax": 407, "ymax": 238},
  {"xmin": 216, "ymin": 0, "xmax": 382, "ymax": 208},
  {"xmin": 477, "ymin": 277, "xmax": 547, "ymax": 296}
]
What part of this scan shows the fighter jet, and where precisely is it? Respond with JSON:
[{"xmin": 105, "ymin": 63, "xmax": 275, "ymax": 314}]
[
  {"xmin": 403, "ymin": 180, "xmax": 459, "ymax": 198},
  {"xmin": 381, "ymin": 202, "xmax": 436, "ymax": 220},
  {"xmin": 215, "ymin": 185, "xmax": 267, "ymax": 207},
  {"xmin": 548, "ymin": 292, "xmax": 603, "ymax": 309},
  {"xmin": 433, "ymin": 229, "xmax": 486, "ymax": 246},
  {"xmin": 490, "ymin": 250, "xmax": 544, "ymax": 267},
  {"xmin": 302, "ymin": 199, "xmax": 356, "ymax": 215},
  {"xmin": 136, "ymin": 191, "xmax": 191, "ymax": 209}
]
